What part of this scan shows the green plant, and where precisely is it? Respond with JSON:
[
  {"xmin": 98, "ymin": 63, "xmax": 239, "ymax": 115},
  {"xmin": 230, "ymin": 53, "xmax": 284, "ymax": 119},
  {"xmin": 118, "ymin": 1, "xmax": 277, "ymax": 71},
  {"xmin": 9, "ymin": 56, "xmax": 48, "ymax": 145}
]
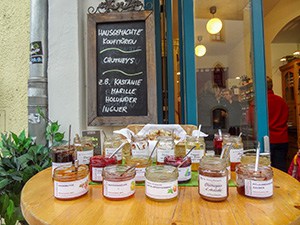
[
  {"xmin": 37, "ymin": 107, "xmax": 66, "ymax": 146},
  {"xmin": 0, "ymin": 131, "xmax": 52, "ymax": 225}
]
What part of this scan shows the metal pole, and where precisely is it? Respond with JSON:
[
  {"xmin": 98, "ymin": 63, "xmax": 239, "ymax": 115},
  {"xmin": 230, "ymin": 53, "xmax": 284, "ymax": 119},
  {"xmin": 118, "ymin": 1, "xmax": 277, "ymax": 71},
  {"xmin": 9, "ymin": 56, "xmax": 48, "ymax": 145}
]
[{"xmin": 28, "ymin": 0, "xmax": 48, "ymax": 145}]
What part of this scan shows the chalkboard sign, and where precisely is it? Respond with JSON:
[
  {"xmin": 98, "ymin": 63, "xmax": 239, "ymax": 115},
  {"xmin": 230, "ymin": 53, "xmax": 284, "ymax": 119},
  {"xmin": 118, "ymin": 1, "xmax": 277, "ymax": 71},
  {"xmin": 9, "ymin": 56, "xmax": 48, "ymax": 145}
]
[
  {"xmin": 87, "ymin": 11, "xmax": 157, "ymax": 126},
  {"xmin": 97, "ymin": 21, "xmax": 147, "ymax": 116}
]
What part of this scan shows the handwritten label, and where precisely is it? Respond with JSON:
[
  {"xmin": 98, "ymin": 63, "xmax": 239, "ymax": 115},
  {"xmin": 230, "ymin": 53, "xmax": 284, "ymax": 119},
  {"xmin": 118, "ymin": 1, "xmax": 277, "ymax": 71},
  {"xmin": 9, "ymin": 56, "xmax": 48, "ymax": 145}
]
[{"xmin": 97, "ymin": 21, "xmax": 147, "ymax": 117}]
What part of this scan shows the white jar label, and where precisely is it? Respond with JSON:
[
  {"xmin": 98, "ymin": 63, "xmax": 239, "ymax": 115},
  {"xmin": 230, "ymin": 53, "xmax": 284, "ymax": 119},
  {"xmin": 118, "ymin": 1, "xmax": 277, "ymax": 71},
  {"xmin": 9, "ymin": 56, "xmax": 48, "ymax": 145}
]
[
  {"xmin": 77, "ymin": 150, "xmax": 93, "ymax": 165},
  {"xmin": 230, "ymin": 148, "xmax": 243, "ymax": 163},
  {"xmin": 156, "ymin": 149, "xmax": 175, "ymax": 163},
  {"xmin": 145, "ymin": 179, "xmax": 178, "ymax": 199},
  {"xmin": 52, "ymin": 162, "xmax": 72, "ymax": 176},
  {"xmin": 135, "ymin": 167, "xmax": 146, "ymax": 182},
  {"xmin": 244, "ymin": 178, "xmax": 273, "ymax": 198},
  {"xmin": 92, "ymin": 167, "xmax": 103, "ymax": 182},
  {"xmin": 103, "ymin": 179, "xmax": 135, "ymax": 198},
  {"xmin": 199, "ymin": 175, "xmax": 227, "ymax": 198},
  {"xmin": 54, "ymin": 176, "xmax": 88, "ymax": 199},
  {"xmin": 186, "ymin": 149, "xmax": 204, "ymax": 163},
  {"xmin": 178, "ymin": 166, "xmax": 191, "ymax": 182},
  {"xmin": 105, "ymin": 148, "xmax": 122, "ymax": 161}
]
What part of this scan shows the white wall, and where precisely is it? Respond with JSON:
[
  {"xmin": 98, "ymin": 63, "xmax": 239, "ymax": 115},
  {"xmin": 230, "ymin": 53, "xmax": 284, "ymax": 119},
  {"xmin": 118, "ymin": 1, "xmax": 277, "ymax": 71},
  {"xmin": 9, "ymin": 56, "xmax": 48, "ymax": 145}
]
[{"xmin": 49, "ymin": 0, "xmax": 144, "ymax": 137}]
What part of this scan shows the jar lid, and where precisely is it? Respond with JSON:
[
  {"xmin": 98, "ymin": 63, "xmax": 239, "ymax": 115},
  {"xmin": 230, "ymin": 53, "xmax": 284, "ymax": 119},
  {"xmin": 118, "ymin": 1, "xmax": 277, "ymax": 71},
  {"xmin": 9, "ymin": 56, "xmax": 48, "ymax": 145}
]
[
  {"xmin": 145, "ymin": 165, "xmax": 178, "ymax": 182},
  {"xmin": 103, "ymin": 165, "xmax": 136, "ymax": 179}
]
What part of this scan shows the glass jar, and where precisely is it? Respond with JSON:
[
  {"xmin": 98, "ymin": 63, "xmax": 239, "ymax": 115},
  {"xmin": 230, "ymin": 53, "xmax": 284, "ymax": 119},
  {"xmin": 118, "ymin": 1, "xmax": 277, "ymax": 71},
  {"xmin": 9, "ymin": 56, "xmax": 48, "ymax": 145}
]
[
  {"xmin": 198, "ymin": 156, "xmax": 228, "ymax": 202},
  {"xmin": 131, "ymin": 135, "xmax": 149, "ymax": 157},
  {"xmin": 74, "ymin": 136, "xmax": 94, "ymax": 165},
  {"xmin": 223, "ymin": 135, "xmax": 244, "ymax": 171},
  {"xmin": 145, "ymin": 165, "xmax": 179, "ymax": 201},
  {"xmin": 185, "ymin": 135, "xmax": 205, "ymax": 171},
  {"xmin": 103, "ymin": 135, "xmax": 123, "ymax": 163},
  {"xmin": 53, "ymin": 164, "xmax": 89, "ymax": 200},
  {"xmin": 174, "ymin": 141, "xmax": 186, "ymax": 157},
  {"xmin": 236, "ymin": 164, "xmax": 273, "ymax": 198},
  {"xmin": 126, "ymin": 156, "xmax": 151, "ymax": 182},
  {"xmin": 164, "ymin": 156, "xmax": 191, "ymax": 182},
  {"xmin": 156, "ymin": 136, "xmax": 175, "ymax": 164},
  {"xmin": 102, "ymin": 165, "xmax": 136, "ymax": 200},
  {"xmin": 89, "ymin": 155, "xmax": 117, "ymax": 182},
  {"xmin": 51, "ymin": 145, "xmax": 75, "ymax": 176}
]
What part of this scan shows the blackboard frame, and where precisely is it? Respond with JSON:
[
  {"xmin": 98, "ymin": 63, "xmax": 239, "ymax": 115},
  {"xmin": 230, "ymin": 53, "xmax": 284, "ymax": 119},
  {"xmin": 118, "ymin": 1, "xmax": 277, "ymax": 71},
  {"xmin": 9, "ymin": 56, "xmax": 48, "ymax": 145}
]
[{"xmin": 87, "ymin": 11, "xmax": 157, "ymax": 126}]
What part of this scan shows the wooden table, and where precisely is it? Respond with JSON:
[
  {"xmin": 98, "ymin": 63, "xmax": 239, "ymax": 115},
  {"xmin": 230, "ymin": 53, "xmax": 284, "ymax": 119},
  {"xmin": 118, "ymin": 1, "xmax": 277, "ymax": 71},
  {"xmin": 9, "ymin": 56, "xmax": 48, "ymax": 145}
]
[{"xmin": 21, "ymin": 167, "xmax": 300, "ymax": 225}]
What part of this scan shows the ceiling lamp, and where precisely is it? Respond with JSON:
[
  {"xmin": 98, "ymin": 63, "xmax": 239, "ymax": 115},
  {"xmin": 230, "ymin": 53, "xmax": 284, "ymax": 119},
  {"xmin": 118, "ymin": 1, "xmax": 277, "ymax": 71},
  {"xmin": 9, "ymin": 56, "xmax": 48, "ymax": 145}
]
[
  {"xmin": 195, "ymin": 36, "xmax": 206, "ymax": 57},
  {"xmin": 206, "ymin": 6, "xmax": 223, "ymax": 34}
]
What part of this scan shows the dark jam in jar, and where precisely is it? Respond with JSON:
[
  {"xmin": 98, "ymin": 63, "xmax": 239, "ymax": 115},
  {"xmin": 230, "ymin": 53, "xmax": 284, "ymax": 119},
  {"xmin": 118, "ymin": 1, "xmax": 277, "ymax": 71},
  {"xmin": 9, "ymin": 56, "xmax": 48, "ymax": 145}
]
[
  {"xmin": 164, "ymin": 156, "xmax": 191, "ymax": 182},
  {"xmin": 236, "ymin": 164, "xmax": 273, "ymax": 198},
  {"xmin": 51, "ymin": 145, "xmax": 75, "ymax": 176},
  {"xmin": 89, "ymin": 155, "xmax": 117, "ymax": 182}
]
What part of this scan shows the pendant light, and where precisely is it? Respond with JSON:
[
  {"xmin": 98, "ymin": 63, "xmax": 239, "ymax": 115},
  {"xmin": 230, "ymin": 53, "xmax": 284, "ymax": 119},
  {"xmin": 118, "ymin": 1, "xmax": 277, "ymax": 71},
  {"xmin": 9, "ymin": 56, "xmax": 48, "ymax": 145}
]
[
  {"xmin": 206, "ymin": 6, "xmax": 223, "ymax": 35},
  {"xmin": 195, "ymin": 36, "xmax": 206, "ymax": 57}
]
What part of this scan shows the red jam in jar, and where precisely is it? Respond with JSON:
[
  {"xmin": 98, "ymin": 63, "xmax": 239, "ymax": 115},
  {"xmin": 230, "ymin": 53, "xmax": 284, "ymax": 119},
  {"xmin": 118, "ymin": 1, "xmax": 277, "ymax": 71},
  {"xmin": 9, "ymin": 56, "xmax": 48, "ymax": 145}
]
[
  {"xmin": 102, "ymin": 165, "xmax": 136, "ymax": 200},
  {"xmin": 164, "ymin": 156, "xmax": 191, "ymax": 182},
  {"xmin": 53, "ymin": 164, "xmax": 89, "ymax": 200},
  {"xmin": 89, "ymin": 155, "xmax": 117, "ymax": 182},
  {"xmin": 236, "ymin": 164, "xmax": 273, "ymax": 198}
]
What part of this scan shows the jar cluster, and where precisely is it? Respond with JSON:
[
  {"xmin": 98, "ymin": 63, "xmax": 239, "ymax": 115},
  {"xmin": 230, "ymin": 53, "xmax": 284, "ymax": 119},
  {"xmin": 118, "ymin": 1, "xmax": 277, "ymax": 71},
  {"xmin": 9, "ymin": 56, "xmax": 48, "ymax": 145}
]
[{"xmin": 51, "ymin": 130, "xmax": 273, "ymax": 202}]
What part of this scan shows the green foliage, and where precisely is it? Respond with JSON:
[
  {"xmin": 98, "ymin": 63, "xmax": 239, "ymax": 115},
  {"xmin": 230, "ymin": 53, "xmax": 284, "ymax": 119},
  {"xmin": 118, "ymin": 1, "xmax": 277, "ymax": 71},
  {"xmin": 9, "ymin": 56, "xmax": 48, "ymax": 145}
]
[
  {"xmin": 0, "ymin": 131, "xmax": 52, "ymax": 225},
  {"xmin": 37, "ymin": 107, "xmax": 66, "ymax": 146}
]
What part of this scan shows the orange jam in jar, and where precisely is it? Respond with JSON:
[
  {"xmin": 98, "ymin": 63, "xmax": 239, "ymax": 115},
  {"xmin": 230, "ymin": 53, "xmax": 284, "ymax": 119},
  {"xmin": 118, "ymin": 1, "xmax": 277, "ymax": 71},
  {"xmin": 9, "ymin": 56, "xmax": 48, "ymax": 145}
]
[
  {"xmin": 125, "ymin": 156, "xmax": 151, "ymax": 182},
  {"xmin": 51, "ymin": 145, "xmax": 75, "ymax": 176},
  {"xmin": 53, "ymin": 164, "xmax": 89, "ymax": 200},
  {"xmin": 198, "ymin": 156, "xmax": 228, "ymax": 202},
  {"xmin": 102, "ymin": 165, "xmax": 136, "ymax": 200},
  {"xmin": 89, "ymin": 155, "xmax": 117, "ymax": 182},
  {"xmin": 185, "ymin": 135, "xmax": 205, "ymax": 171},
  {"xmin": 164, "ymin": 156, "xmax": 191, "ymax": 182},
  {"xmin": 223, "ymin": 135, "xmax": 243, "ymax": 171},
  {"xmin": 145, "ymin": 165, "xmax": 179, "ymax": 201},
  {"xmin": 236, "ymin": 164, "xmax": 273, "ymax": 198}
]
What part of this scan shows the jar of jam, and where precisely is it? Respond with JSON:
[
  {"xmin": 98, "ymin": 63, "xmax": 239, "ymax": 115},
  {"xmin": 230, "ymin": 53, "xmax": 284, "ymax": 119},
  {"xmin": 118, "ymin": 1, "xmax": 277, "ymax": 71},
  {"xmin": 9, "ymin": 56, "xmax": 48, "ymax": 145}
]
[
  {"xmin": 236, "ymin": 164, "xmax": 273, "ymax": 198},
  {"xmin": 213, "ymin": 133, "xmax": 223, "ymax": 155},
  {"xmin": 89, "ymin": 155, "xmax": 117, "ymax": 182},
  {"xmin": 74, "ymin": 135, "xmax": 94, "ymax": 165},
  {"xmin": 126, "ymin": 156, "xmax": 151, "ymax": 182},
  {"xmin": 164, "ymin": 156, "xmax": 191, "ymax": 182},
  {"xmin": 145, "ymin": 165, "xmax": 179, "ymax": 201},
  {"xmin": 198, "ymin": 156, "xmax": 228, "ymax": 202},
  {"xmin": 156, "ymin": 136, "xmax": 175, "ymax": 164},
  {"xmin": 102, "ymin": 165, "xmax": 136, "ymax": 200},
  {"xmin": 185, "ymin": 135, "xmax": 205, "ymax": 171},
  {"xmin": 131, "ymin": 135, "xmax": 149, "ymax": 158},
  {"xmin": 103, "ymin": 135, "xmax": 123, "ymax": 163},
  {"xmin": 51, "ymin": 145, "xmax": 75, "ymax": 176},
  {"xmin": 223, "ymin": 135, "xmax": 243, "ymax": 171},
  {"xmin": 53, "ymin": 164, "xmax": 89, "ymax": 200}
]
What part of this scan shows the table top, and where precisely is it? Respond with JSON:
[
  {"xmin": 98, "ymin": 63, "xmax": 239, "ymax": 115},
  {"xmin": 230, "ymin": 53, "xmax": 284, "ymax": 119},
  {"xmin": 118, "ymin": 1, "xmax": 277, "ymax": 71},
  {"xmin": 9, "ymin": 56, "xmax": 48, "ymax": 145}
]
[{"xmin": 21, "ymin": 167, "xmax": 300, "ymax": 225}]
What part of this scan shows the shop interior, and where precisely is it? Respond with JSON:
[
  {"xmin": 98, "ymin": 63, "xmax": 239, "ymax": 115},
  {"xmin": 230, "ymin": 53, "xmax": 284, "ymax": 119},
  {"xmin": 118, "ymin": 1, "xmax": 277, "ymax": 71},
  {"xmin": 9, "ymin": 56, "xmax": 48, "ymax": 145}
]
[{"xmin": 158, "ymin": 0, "xmax": 300, "ymax": 166}]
